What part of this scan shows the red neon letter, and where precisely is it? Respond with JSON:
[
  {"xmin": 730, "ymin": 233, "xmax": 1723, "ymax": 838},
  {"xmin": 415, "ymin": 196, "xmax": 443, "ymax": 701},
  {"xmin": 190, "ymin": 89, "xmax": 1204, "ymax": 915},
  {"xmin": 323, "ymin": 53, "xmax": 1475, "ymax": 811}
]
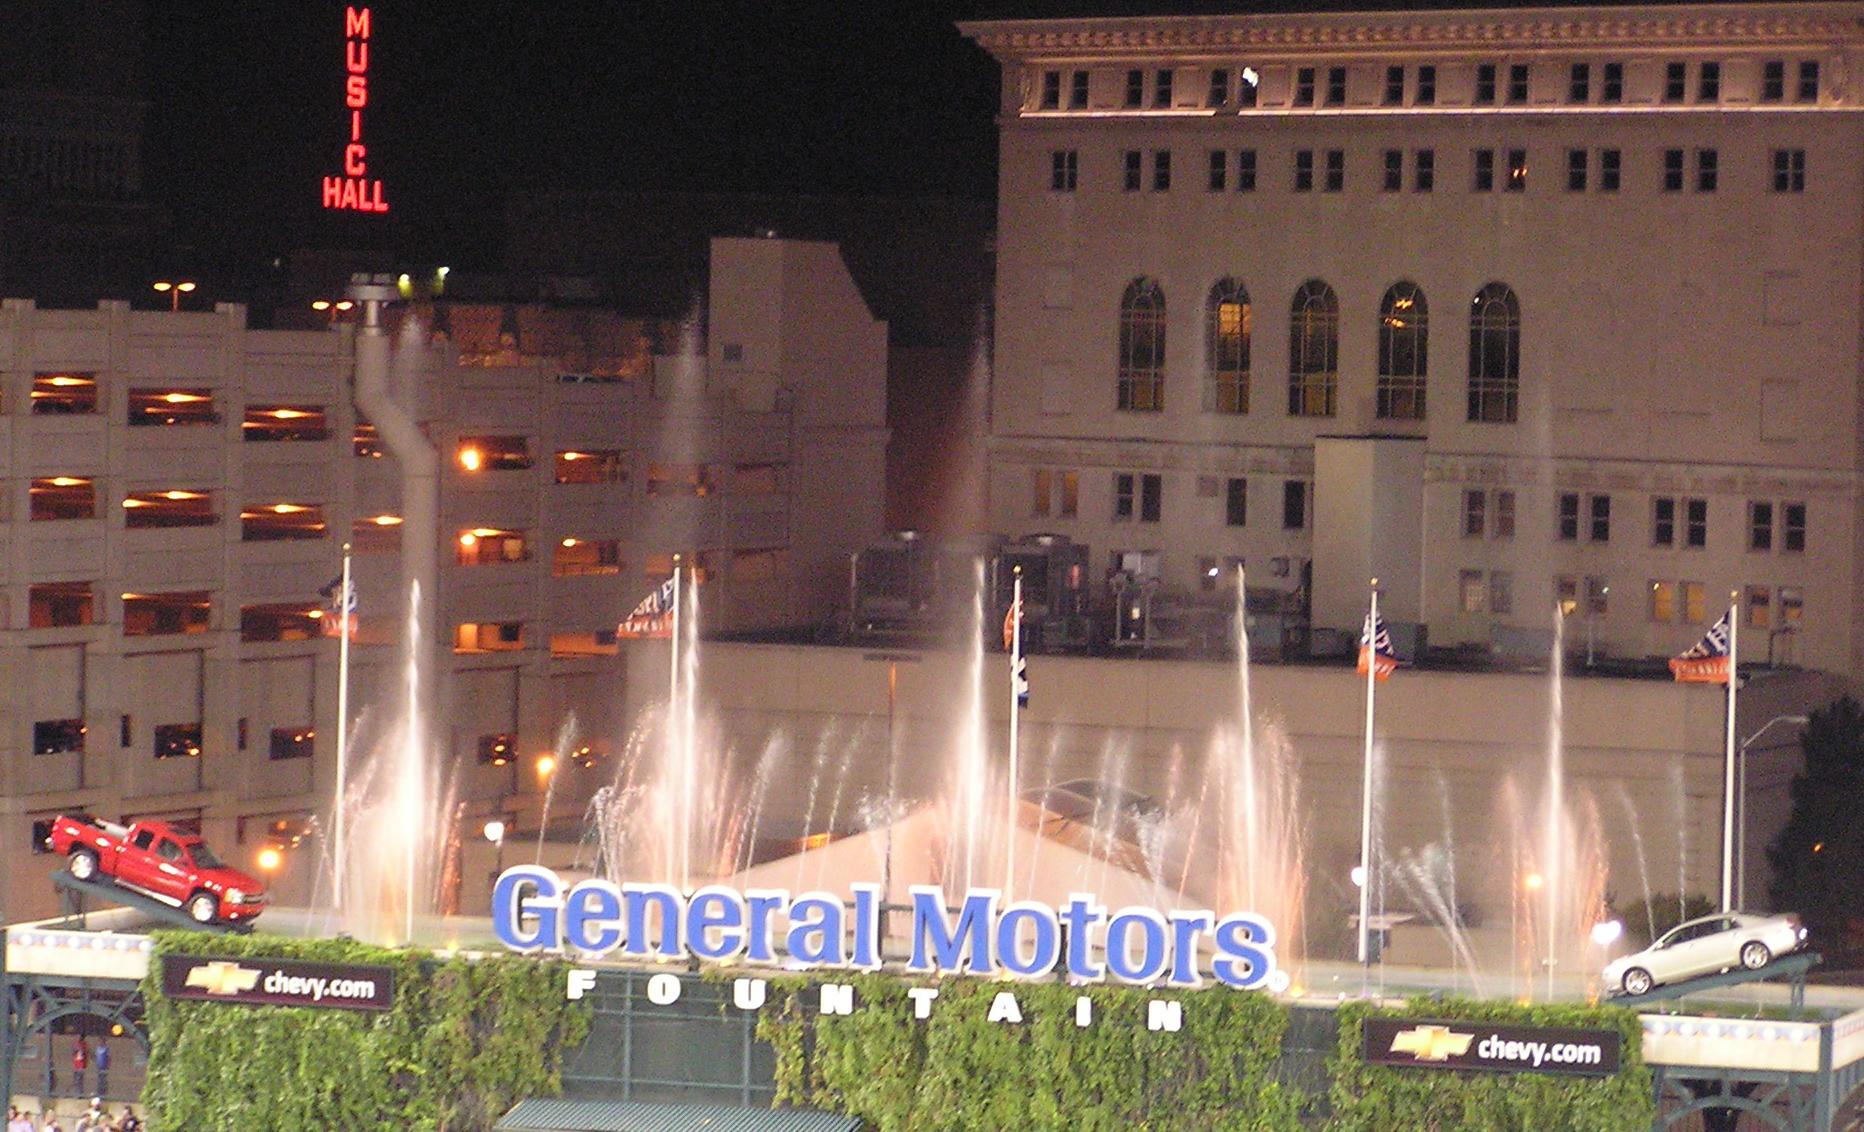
[
  {"xmin": 344, "ymin": 144, "xmax": 367, "ymax": 177},
  {"xmin": 350, "ymin": 110, "xmax": 363, "ymax": 142},
  {"xmin": 347, "ymin": 40, "xmax": 369, "ymax": 74},
  {"xmin": 347, "ymin": 75, "xmax": 368, "ymax": 109},
  {"xmin": 345, "ymin": 8, "xmax": 371, "ymax": 39},
  {"xmin": 322, "ymin": 176, "xmax": 342, "ymax": 208}
]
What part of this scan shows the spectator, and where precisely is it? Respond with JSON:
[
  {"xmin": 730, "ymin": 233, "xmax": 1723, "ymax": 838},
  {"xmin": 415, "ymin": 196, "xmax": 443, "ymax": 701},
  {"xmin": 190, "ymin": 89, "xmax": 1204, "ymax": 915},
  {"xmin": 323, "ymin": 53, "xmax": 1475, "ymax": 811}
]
[
  {"xmin": 93, "ymin": 1040, "xmax": 108, "ymax": 1098},
  {"xmin": 5, "ymin": 1105, "xmax": 32, "ymax": 1132},
  {"xmin": 115, "ymin": 1113, "xmax": 141, "ymax": 1132},
  {"xmin": 42, "ymin": 1113, "xmax": 62, "ymax": 1132},
  {"xmin": 71, "ymin": 1035, "xmax": 88, "ymax": 1097}
]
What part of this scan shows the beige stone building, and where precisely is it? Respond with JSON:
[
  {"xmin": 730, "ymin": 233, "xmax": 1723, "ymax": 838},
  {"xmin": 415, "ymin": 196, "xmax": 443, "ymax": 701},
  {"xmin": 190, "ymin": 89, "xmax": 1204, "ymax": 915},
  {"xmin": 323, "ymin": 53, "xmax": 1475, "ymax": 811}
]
[{"xmin": 962, "ymin": 2, "xmax": 1863, "ymax": 677}]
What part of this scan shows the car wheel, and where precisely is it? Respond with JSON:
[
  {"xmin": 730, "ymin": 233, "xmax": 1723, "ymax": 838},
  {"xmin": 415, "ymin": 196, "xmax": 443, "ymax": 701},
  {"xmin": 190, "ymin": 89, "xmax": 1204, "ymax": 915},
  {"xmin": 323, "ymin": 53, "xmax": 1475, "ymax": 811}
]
[
  {"xmin": 1622, "ymin": 967, "xmax": 1654, "ymax": 996},
  {"xmin": 187, "ymin": 892, "xmax": 218, "ymax": 924},
  {"xmin": 1740, "ymin": 941, "xmax": 1772, "ymax": 970},
  {"xmin": 68, "ymin": 848, "xmax": 99, "ymax": 882}
]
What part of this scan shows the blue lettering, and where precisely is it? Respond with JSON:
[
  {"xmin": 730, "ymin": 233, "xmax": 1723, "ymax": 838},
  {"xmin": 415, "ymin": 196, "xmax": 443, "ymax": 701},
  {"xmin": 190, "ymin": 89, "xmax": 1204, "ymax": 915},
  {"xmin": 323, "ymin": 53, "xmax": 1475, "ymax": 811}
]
[
  {"xmin": 1210, "ymin": 913, "xmax": 1277, "ymax": 990},
  {"xmin": 907, "ymin": 886, "xmax": 999, "ymax": 975},
  {"xmin": 1104, "ymin": 909, "xmax": 1169, "ymax": 983},
  {"xmin": 743, "ymin": 890, "xmax": 787, "ymax": 962},
  {"xmin": 685, "ymin": 886, "xmax": 747, "ymax": 960},
  {"xmin": 995, "ymin": 902, "xmax": 1061, "ymax": 977},
  {"xmin": 492, "ymin": 865, "xmax": 561, "ymax": 952},
  {"xmin": 1166, "ymin": 910, "xmax": 1215, "ymax": 987},
  {"xmin": 563, "ymin": 881, "xmax": 623, "ymax": 954},
  {"xmin": 1061, "ymin": 896, "xmax": 1107, "ymax": 980},
  {"xmin": 621, "ymin": 884, "xmax": 684, "ymax": 959},
  {"xmin": 786, "ymin": 893, "xmax": 846, "ymax": 965},
  {"xmin": 849, "ymin": 883, "xmax": 882, "ymax": 970}
]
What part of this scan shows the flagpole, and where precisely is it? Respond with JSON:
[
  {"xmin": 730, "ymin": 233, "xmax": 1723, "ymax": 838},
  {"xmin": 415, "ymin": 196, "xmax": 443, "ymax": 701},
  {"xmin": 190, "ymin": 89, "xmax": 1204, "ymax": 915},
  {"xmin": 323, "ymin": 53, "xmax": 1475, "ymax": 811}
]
[
  {"xmin": 1357, "ymin": 579, "xmax": 1378, "ymax": 968},
  {"xmin": 1721, "ymin": 593, "xmax": 1739, "ymax": 911},
  {"xmin": 671, "ymin": 555, "xmax": 686, "ymax": 893},
  {"xmin": 334, "ymin": 542, "xmax": 352, "ymax": 910},
  {"xmin": 1006, "ymin": 569, "xmax": 1023, "ymax": 896}
]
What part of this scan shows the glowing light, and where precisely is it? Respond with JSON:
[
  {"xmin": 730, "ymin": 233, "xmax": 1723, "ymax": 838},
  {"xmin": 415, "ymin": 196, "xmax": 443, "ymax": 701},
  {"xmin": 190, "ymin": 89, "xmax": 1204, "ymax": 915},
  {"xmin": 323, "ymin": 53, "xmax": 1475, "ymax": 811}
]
[
  {"xmin": 1523, "ymin": 871, "xmax": 1545, "ymax": 891},
  {"xmin": 372, "ymin": 514, "xmax": 403, "ymax": 526},
  {"xmin": 270, "ymin": 408, "xmax": 311, "ymax": 419},
  {"xmin": 162, "ymin": 490, "xmax": 201, "ymax": 500},
  {"xmin": 458, "ymin": 533, "xmax": 477, "ymax": 547},
  {"xmin": 469, "ymin": 527, "xmax": 504, "ymax": 538},
  {"xmin": 308, "ymin": 609, "xmax": 325, "ymax": 619},
  {"xmin": 120, "ymin": 499, "xmax": 146, "ymax": 508},
  {"xmin": 535, "ymin": 754, "xmax": 557, "ymax": 780},
  {"xmin": 483, "ymin": 820, "xmax": 505, "ymax": 844},
  {"xmin": 162, "ymin": 392, "xmax": 209, "ymax": 404},
  {"xmin": 561, "ymin": 537, "xmax": 578, "ymax": 548},
  {"xmin": 1350, "ymin": 865, "xmax": 1366, "ymax": 888},
  {"xmin": 1590, "ymin": 920, "xmax": 1624, "ymax": 946},
  {"xmin": 44, "ymin": 375, "xmax": 90, "ymax": 387},
  {"xmin": 271, "ymin": 503, "xmax": 307, "ymax": 514},
  {"xmin": 311, "ymin": 300, "xmax": 331, "ymax": 311},
  {"xmin": 458, "ymin": 447, "xmax": 483, "ymax": 471},
  {"xmin": 256, "ymin": 847, "xmax": 283, "ymax": 873},
  {"xmin": 48, "ymin": 476, "xmax": 86, "ymax": 487}
]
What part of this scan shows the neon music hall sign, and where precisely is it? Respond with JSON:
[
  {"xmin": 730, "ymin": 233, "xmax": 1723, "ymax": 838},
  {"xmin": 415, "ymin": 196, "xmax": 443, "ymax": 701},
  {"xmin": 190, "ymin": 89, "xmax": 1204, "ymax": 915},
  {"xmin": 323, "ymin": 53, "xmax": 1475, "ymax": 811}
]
[
  {"xmin": 490, "ymin": 866, "xmax": 1285, "ymax": 992},
  {"xmin": 321, "ymin": 7, "xmax": 388, "ymax": 213}
]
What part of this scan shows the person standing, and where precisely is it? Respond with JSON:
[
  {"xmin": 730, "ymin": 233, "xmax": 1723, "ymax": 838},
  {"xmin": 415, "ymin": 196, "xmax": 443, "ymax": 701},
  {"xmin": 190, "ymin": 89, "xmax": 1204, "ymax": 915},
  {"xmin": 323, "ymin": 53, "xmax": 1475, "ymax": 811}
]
[
  {"xmin": 92, "ymin": 1040, "xmax": 108, "ymax": 1098},
  {"xmin": 70, "ymin": 1035, "xmax": 88, "ymax": 1097},
  {"xmin": 5, "ymin": 1106, "xmax": 33, "ymax": 1132}
]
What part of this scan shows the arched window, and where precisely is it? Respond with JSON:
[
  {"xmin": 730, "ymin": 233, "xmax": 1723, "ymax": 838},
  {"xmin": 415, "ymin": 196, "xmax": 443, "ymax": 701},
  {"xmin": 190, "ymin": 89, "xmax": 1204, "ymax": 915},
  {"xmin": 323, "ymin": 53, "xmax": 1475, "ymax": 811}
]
[
  {"xmin": 1467, "ymin": 282, "xmax": 1520, "ymax": 423},
  {"xmin": 1288, "ymin": 280, "xmax": 1338, "ymax": 417},
  {"xmin": 1118, "ymin": 278, "xmax": 1166, "ymax": 412},
  {"xmin": 1377, "ymin": 281, "xmax": 1428, "ymax": 420},
  {"xmin": 1204, "ymin": 279, "xmax": 1251, "ymax": 414}
]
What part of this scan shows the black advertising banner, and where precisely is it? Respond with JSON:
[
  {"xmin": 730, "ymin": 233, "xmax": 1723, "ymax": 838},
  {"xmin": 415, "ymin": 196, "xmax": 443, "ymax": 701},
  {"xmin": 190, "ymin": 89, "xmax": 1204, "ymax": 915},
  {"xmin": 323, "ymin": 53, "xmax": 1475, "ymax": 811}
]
[
  {"xmin": 161, "ymin": 955, "xmax": 395, "ymax": 1012},
  {"xmin": 1362, "ymin": 1017, "xmax": 1622, "ymax": 1077}
]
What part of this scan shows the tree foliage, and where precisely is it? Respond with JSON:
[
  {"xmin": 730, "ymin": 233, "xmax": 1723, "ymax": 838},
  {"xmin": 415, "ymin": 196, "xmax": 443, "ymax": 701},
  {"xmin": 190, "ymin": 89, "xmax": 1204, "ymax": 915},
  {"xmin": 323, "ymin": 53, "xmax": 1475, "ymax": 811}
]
[{"xmin": 1767, "ymin": 695, "xmax": 1864, "ymax": 953}]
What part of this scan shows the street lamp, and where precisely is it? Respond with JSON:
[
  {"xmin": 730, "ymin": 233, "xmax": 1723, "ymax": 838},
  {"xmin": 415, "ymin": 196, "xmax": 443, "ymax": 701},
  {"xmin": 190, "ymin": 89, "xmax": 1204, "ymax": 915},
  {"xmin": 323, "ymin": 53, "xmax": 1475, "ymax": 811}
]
[
  {"xmin": 484, "ymin": 819, "xmax": 507, "ymax": 884},
  {"xmin": 1735, "ymin": 713, "xmax": 1809, "ymax": 910},
  {"xmin": 152, "ymin": 280, "xmax": 197, "ymax": 312}
]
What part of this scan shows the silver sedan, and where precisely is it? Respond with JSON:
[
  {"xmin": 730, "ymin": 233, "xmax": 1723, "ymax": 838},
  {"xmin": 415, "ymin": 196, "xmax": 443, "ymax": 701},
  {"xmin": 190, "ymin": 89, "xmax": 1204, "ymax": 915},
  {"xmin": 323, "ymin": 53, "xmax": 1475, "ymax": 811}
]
[{"xmin": 1603, "ymin": 912, "xmax": 1808, "ymax": 997}]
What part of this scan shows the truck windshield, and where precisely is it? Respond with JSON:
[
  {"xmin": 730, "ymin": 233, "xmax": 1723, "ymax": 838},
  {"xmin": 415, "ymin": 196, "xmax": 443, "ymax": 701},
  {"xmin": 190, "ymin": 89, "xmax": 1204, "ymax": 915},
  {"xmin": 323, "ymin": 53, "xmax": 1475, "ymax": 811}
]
[{"xmin": 188, "ymin": 842, "xmax": 224, "ymax": 869}]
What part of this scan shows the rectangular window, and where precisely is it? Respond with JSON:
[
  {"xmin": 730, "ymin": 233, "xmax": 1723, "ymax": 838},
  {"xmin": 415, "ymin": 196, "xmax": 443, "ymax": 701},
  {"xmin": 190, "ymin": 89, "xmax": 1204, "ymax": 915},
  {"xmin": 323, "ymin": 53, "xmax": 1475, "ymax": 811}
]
[
  {"xmin": 1586, "ymin": 576, "xmax": 1610, "ymax": 616},
  {"xmin": 1325, "ymin": 66, "xmax": 1346, "ymax": 106},
  {"xmin": 1601, "ymin": 62, "xmax": 1624, "ymax": 103},
  {"xmin": 1225, "ymin": 477, "xmax": 1247, "ymax": 527},
  {"xmin": 123, "ymin": 489, "xmax": 215, "ymax": 528},
  {"xmin": 1040, "ymin": 70, "xmax": 1061, "ymax": 109},
  {"xmin": 240, "ymin": 503, "xmax": 326, "ymax": 541},
  {"xmin": 1414, "ymin": 149, "xmax": 1435, "ymax": 192},
  {"xmin": 123, "ymin": 591, "xmax": 210, "ymax": 637},
  {"xmin": 243, "ymin": 404, "xmax": 329, "ymax": 442},
  {"xmin": 1473, "ymin": 149, "xmax": 1495, "ymax": 192},
  {"xmin": 30, "ymin": 476, "xmax": 95, "ymax": 520},
  {"xmin": 1686, "ymin": 499, "xmax": 1708, "ymax": 548},
  {"xmin": 1033, "ymin": 468, "xmax": 1052, "ymax": 517},
  {"xmin": 1698, "ymin": 61, "xmax": 1721, "ymax": 101},
  {"xmin": 456, "ymin": 527, "xmax": 530, "ymax": 565},
  {"xmin": 1459, "ymin": 569, "xmax": 1487, "ymax": 613},
  {"xmin": 1557, "ymin": 492, "xmax": 1580, "ymax": 541},
  {"xmin": 153, "ymin": 723, "xmax": 202, "ymax": 761},
  {"xmin": 1555, "ymin": 575, "xmax": 1579, "ymax": 617},
  {"xmin": 353, "ymin": 419, "xmax": 381, "ymax": 458},
  {"xmin": 1568, "ymin": 62, "xmax": 1590, "ymax": 103},
  {"xmin": 1282, "ymin": 480, "xmax": 1308, "ymax": 530},
  {"xmin": 1139, "ymin": 473, "xmax": 1162, "ymax": 523},
  {"xmin": 32, "ymin": 372, "xmax": 97, "ymax": 415},
  {"xmin": 1461, "ymin": 490, "xmax": 1486, "ymax": 537},
  {"xmin": 555, "ymin": 449, "xmax": 625, "ymax": 484},
  {"xmin": 1208, "ymin": 149, "xmax": 1227, "ymax": 192},
  {"xmin": 1416, "ymin": 65, "xmax": 1437, "ymax": 105},
  {"xmin": 269, "ymin": 727, "xmax": 313, "ymax": 761},
  {"xmin": 646, "ymin": 461, "xmax": 716, "ymax": 497},
  {"xmin": 1154, "ymin": 68, "xmax": 1174, "ymax": 108},
  {"xmin": 1507, "ymin": 63, "xmax": 1529, "ymax": 103},
  {"xmin": 1780, "ymin": 586, "xmax": 1803, "ymax": 628},
  {"xmin": 129, "ymin": 388, "xmax": 217, "ymax": 427},
  {"xmin": 1384, "ymin": 65, "xmax": 1405, "ymax": 105},
  {"xmin": 1324, "ymin": 149, "xmax": 1344, "ymax": 192},
  {"xmin": 1494, "ymin": 491, "xmax": 1515, "ymax": 538},
  {"xmin": 1383, "ymin": 149, "xmax": 1403, "ymax": 192},
  {"xmin": 352, "ymin": 515, "xmax": 402, "ymax": 553},
  {"xmin": 1696, "ymin": 148, "xmax": 1718, "ymax": 193},
  {"xmin": 1490, "ymin": 570, "xmax": 1514, "ymax": 614},
  {"xmin": 1783, "ymin": 501, "xmax": 1805, "ymax": 552},
  {"xmin": 454, "ymin": 621, "xmax": 525, "ymax": 654},
  {"xmin": 1506, "ymin": 148, "xmax": 1527, "ymax": 192},
  {"xmin": 1071, "ymin": 70, "xmax": 1089, "ymax": 108},
  {"xmin": 1475, "ymin": 63, "xmax": 1497, "ymax": 104},
  {"xmin": 1294, "ymin": 150, "xmax": 1314, "ymax": 192},
  {"xmin": 1664, "ymin": 61, "xmax": 1686, "ymax": 102},
  {"xmin": 457, "ymin": 435, "xmax": 532, "ymax": 471},
  {"xmin": 239, "ymin": 603, "xmax": 322, "ymax": 643},
  {"xmin": 1682, "ymin": 580, "xmax": 1706, "ymax": 623},
  {"xmin": 29, "ymin": 582, "xmax": 93, "ymax": 628},
  {"xmin": 1650, "ymin": 580, "xmax": 1677, "ymax": 622},
  {"xmin": 1566, "ymin": 148, "xmax": 1588, "ymax": 192},
  {"xmin": 1663, "ymin": 149, "xmax": 1684, "ymax": 192},
  {"xmin": 34, "ymin": 720, "xmax": 85, "ymax": 755},
  {"xmin": 1749, "ymin": 501, "xmax": 1774, "ymax": 551},
  {"xmin": 1653, "ymin": 497, "xmax": 1676, "ymax": 546},
  {"xmin": 1294, "ymin": 67, "xmax": 1316, "ymax": 106},
  {"xmin": 1057, "ymin": 470, "xmax": 1079, "ymax": 518},
  {"xmin": 1152, "ymin": 150, "xmax": 1171, "ymax": 191},
  {"xmin": 1589, "ymin": 494, "xmax": 1611, "ymax": 542},
  {"xmin": 1050, "ymin": 150, "xmax": 1078, "ymax": 192},
  {"xmin": 1236, "ymin": 149, "xmax": 1257, "ymax": 192},
  {"xmin": 1798, "ymin": 59, "xmax": 1820, "ymax": 102},
  {"xmin": 1746, "ymin": 585, "xmax": 1772, "ymax": 629},
  {"xmin": 1762, "ymin": 60, "xmax": 1785, "ymax": 102},
  {"xmin": 554, "ymin": 537, "xmax": 622, "ymax": 577},
  {"xmin": 1773, "ymin": 149, "xmax": 1806, "ymax": 193},
  {"xmin": 477, "ymin": 733, "xmax": 517, "ymax": 766},
  {"xmin": 1599, "ymin": 148, "xmax": 1621, "ymax": 192},
  {"xmin": 1238, "ymin": 67, "xmax": 1259, "ymax": 107},
  {"xmin": 1208, "ymin": 68, "xmax": 1230, "ymax": 107},
  {"xmin": 1124, "ymin": 150, "xmax": 1142, "ymax": 191},
  {"xmin": 1125, "ymin": 69, "xmax": 1144, "ymax": 108},
  {"xmin": 1114, "ymin": 473, "xmax": 1135, "ymax": 521}
]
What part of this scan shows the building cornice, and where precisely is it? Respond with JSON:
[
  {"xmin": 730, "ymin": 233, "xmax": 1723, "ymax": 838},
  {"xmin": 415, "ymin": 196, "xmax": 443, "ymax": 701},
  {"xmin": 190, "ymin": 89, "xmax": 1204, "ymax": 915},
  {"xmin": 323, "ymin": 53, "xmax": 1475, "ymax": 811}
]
[{"xmin": 959, "ymin": 4, "xmax": 1864, "ymax": 60}]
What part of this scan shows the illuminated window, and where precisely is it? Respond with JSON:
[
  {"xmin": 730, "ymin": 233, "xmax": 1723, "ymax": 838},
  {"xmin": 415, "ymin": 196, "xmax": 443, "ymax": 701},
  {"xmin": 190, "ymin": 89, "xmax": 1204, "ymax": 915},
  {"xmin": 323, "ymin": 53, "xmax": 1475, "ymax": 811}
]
[
  {"xmin": 33, "ymin": 720, "xmax": 85, "ymax": 755},
  {"xmin": 549, "ymin": 631, "xmax": 618, "ymax": 658},
  {"xmin": 1377, "ymin": 282, "xmax": 1428, "ymax": 420},
  {"xmin": 153, "ymin": 723, "xmax": 202, "ymax": 760},
  {"xmin": 123, "ymin": 489, "xmax": 216, "ymax": 528},
  {"xmin": 646, "ymin": 463, "xmax": 717, "ymax": 497},
  {"xmin": 268, "ymin": 727, "xmax": 314, "ymax": 761},
  {"xmin": 351, "ymin": 515, "xmax": 402, "ymax": 553},
  {"xmin": 1554, "ymin": 575, "xmax": 1578, "ymax": 617},
  {"xmin": 354, "ymin": 419, "xmax": 383, "ymax": 458},
  {"xmin": 32, "ymin": 372, "xmax": 97, "ymax": 414},
  {"xmin": 243, "ymin": 404, "xmax": 329, "ymax": 442},
  {"xmin": 457, "ymin": 435, "xmax": 531, "ymax": 471},
  {"xmin": 732, "ymin": 547, "xmax": 786, "ymax": 582},
  {"xmin": 1288, "ymin": 280, "xmax": 1338, "ymax": 417},
  {"xmin": 1467, "ymin": 282, "xmax": 1520, "ymax": 423},
  {"xmin": 1746, "ymin": 585, "xmax": 1772, "ymax": 629},
  {"xmin": 128, "ymin": 388, "xmax": 217, "ymax": 427},
  {"xmin": 1204, "ymin": 279, "xmax": 1251, "ymax": 414},
  {"xmin": 553, "ymin": 537, "xmax": 620, "ymax": 576},
  {"xmin": 456, "ymin": 528, "xmax": 531, "ymax": 565},
  {"xmin": 1682, "ymin": 581, "xmax": 1706, "ymax": 623},
  {"xmin": 1650, "ymin": 580, "xmax": 1677, "ymax": 622},
  {"xmin": 29, "ymin": 582, "xmax": 93, "ymax": 628},
  {"xmin": 554, "ymin": 449, "xmax": 625, "ymax": 484},
  {"xmin": 241, "ymin": 503, "xmax": 326, "ymax": 541},
  {"xmin": 123, "ymin": 592, "xmax": 211, "ymax": 636},
  {"xmin": 1780, "ymin": 586, "xmax": 1803, "ymax": 627},
  {"xmin": 30, "ymin": 476, "xmax": 95, "ymax": 520},
  {"xmin": 240, "ymin": 604, "xmax": 323, "ymax": 643},
  {"xmin": 455, "ymin": 621, "xmax": 524, "ymax": 653},
  {"xmin": 477, "ymin": 733, "xmax": 517, "ymax": 765}
]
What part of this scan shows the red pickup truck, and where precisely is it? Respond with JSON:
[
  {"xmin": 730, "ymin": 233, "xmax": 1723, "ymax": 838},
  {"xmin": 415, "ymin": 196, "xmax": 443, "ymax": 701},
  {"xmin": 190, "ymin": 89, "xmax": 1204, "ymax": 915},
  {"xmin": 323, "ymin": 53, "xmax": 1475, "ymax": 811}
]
[{"xmin": 46, "ymin": 814, "xmax": 266, "ymax": 924}]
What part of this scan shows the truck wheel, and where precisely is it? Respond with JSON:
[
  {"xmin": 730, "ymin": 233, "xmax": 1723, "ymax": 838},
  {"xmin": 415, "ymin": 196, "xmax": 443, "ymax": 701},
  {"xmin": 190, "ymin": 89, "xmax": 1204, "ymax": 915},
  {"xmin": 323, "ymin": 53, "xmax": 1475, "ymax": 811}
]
[
  {"xmin": 68, "ymin": 848, "xmax": 99, "ymax": 882},
  {"xmin": 187, "ymin": 892, "xmax": 218, "ymax": 924}
]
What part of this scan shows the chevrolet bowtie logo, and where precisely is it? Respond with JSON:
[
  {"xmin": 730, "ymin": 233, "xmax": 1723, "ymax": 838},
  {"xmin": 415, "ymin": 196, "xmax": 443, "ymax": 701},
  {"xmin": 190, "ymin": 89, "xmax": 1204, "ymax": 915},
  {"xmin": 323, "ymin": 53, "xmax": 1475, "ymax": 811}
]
[
  {"xmin": 183, "ymin": 960, "xmax": 260, "ymax": 996},
  {"xmin": 1389, "ymin": 1024, "xmax": 1475, "ymax": 1062}
]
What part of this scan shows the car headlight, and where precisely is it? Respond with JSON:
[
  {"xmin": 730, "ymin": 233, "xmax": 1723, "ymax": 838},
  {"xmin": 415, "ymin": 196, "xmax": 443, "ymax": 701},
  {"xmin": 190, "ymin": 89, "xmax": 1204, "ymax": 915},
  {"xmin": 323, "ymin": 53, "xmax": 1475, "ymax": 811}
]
[{"xmin": 227, "ymin": 888, "xmax": 243, "ymax": 904}]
